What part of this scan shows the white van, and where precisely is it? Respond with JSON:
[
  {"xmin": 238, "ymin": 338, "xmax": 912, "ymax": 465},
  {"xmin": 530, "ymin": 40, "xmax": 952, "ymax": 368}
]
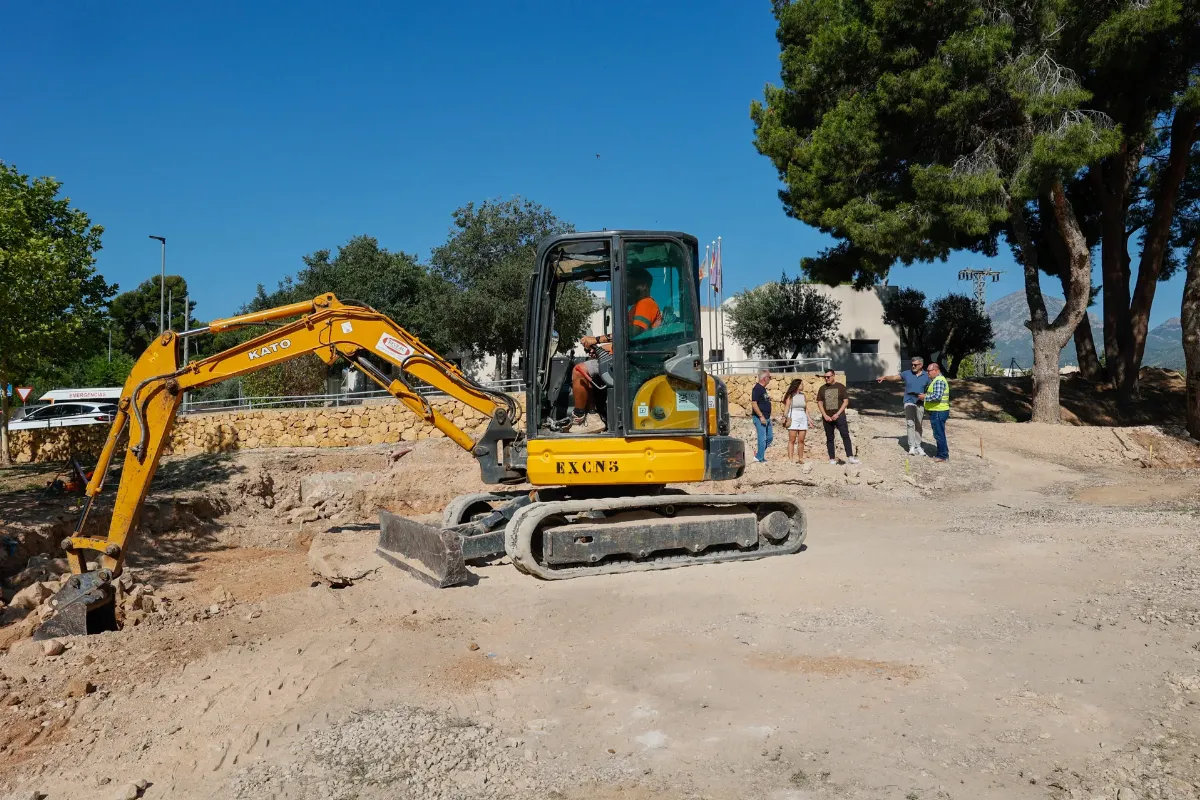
[{"xmin": 39, "ymin": 388, "xmax": 123, "ymax": 405}]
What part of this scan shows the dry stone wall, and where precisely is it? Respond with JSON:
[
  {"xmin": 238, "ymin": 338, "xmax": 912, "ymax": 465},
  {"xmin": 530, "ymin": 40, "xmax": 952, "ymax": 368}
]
[
  {"xmin": 7, "ymin": 374, "xmax": 839, "ymax": 463},
  {"xmin": 8, "ymin": 395, "xmax": 526, "ymax": 463},
  {"xmin": 722, "ymin": 372, "xmax": 846, "ymax": 421}
]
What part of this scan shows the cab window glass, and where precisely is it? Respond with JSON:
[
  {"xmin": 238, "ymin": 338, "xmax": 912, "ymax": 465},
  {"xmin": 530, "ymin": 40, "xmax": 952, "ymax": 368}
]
[{"xmin": 622, "ymin": 240, "xmax": 701, "ymax": 433}]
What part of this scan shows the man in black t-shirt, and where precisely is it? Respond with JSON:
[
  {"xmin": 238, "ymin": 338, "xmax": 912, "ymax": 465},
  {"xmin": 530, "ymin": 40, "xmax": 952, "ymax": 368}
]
[{"xmin": 750, "ymin": 370, "xmax": 773, "ymax": 463}]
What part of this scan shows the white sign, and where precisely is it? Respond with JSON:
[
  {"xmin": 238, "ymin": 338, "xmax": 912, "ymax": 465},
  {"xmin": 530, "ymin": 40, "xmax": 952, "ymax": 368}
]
[
  {"xmin": 707, "ymin": 395, "xmax": 716, "ymax": 409},
  {"xmin": 15, "ymin": 387, "xmax": 33, "ymax": 403},
  {"xmin": 675, "ymin": 390, "xmax": 700, "ymax": 412},
  {"xmin": 341, "ymin": 322, "xmax": 354, "ymax": 334},
  {"xmin": 375, "ymin": 333, "xmax": 414, "ymax": 363},
  {"xmin": 637, "ymin": 403, "xmax": 649, "ymax": 418}
]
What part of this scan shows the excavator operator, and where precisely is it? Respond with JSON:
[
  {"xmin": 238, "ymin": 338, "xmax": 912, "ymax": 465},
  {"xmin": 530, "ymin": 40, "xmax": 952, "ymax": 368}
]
[{"xmin": 571, "ymin": 267, "xmax": 662, "ymax": 429}]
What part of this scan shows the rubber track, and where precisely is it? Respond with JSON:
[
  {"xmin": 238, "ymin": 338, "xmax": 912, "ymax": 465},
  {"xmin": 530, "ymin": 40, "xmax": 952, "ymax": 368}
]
[{"xmin": 505, "ymin": 493, "xmax": 806, "ymax": 580}]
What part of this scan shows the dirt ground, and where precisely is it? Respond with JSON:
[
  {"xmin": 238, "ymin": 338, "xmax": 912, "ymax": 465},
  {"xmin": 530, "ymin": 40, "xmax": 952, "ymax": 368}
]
[
  {"xmin": 852, "ymin": 367, "xmax": 1190, "ymax": 428},
  {"xmin": 1, "ymin": 404, "xmax": 1199, "ymax": 800}
]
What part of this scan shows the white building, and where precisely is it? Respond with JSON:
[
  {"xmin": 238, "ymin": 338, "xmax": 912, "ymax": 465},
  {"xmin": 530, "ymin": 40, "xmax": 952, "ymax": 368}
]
[
  {"xmin": 701, "ymin": 285, "xmax": 902, "ymax": 383},
  {"xmin": 477, "ymin": 286, "xmax": 902, "ymax": 384}
]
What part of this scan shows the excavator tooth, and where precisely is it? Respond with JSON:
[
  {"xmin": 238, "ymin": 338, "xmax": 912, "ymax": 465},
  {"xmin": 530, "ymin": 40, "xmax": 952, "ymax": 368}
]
[
  {"xmin": 376, "ymin": 511, "xmax": 471, "ymax": 588},
  {"xmin": 34, "ymin": 573, "xmax": 119, "ymax": 639}
]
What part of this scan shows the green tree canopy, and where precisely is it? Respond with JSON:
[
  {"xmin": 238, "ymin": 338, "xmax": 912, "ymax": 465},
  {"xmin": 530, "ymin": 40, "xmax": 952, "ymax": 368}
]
[
  {"xmin": 751, "ymin": 0, "xmax": 1122, "ymax": 420},
  {"xmin": 726, "ymin": 274, "xmax": 842, "ymax": 360},
  {"xmin": 0, "ymin": 162, "xmax": 115, "ymax": 464},
  {"xmin": 928, "ymin": 294, "xmax": 997, "ymax": 378},
  {"xmin": 429, "ymin": 198, "xmax": 591, "ymax": 376},
  {"xmin": 109, "ymin": 274, "xmax": 198, "ymax": 358}
]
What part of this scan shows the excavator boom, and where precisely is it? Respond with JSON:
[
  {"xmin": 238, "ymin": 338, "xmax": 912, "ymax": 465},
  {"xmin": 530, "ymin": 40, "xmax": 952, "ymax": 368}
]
[{"xmin": 37, "ymin": 293, "xmax": 523, "ymax": 638}]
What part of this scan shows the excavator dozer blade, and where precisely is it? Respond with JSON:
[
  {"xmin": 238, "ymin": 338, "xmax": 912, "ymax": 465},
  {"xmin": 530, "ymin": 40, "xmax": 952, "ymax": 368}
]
[
  {"xmin": 376, "ymin": 511, "xmax": 471, "ymax": 588},
  {"xmin": 33, "ymin": 574, "xmax": 119, "ymax": 640}
]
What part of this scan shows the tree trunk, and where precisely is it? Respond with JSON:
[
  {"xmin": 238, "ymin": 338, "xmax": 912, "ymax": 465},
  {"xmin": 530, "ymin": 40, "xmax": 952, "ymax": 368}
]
[
  {"xmin": 1045, "ymin": 193, "xmax": 1104, "ymax": 382},
  {"xmin": 1073, "ymin": 319, "xmax": 1102, "ymax": 381},
  {"xmin": 1090, "ymin": 152, "xmax": 1134, "ymax": 395},
  {"xmin": 1010, "ymin": 184, "xmax": 1092, "ymax": 423},
  {"xmin": 0, "ymin": 380, "xmax": 10, "ymax": 468},
  {"xmin": 1125, "ymin": 108, "xmax": 1200, "ymax": 403},
  {"xmin": 1183, "ymin": 238, "xmax": 1200, "ymax": 441}
]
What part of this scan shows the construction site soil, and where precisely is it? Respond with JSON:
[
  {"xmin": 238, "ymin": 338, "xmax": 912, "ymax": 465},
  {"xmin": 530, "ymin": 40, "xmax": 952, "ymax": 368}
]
[{"xmin": 1, "ymin": 385, "xmax": 1199, "ymax": 800}]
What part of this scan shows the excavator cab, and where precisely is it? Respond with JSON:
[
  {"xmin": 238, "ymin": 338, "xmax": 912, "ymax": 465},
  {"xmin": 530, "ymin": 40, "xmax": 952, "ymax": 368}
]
[{"xmin": 520, "ymin": 231, "xmax": 741, "ymax": 485}]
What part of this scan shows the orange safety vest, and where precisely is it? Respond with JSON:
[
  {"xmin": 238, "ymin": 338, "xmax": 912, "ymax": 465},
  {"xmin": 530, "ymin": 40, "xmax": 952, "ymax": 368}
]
[
  {"xmin": 596, "ymin": 298, "xmax": 662, "ymax": 354},
  {"xmin": 627, "ymin": 297, "xmax": 662, "ymax": 333}
]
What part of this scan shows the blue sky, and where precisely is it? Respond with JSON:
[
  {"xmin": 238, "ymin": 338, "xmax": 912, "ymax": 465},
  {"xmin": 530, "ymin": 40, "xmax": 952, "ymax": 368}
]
[{"xmin": 0, "ymin": 1, "xmax": 1185, "ymax": 327}]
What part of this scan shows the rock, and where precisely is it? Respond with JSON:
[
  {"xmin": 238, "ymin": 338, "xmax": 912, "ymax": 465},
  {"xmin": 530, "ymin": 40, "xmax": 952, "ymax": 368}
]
[
  {"xmin": 11, "ymin": 582, "xmax": 53, "ymax": 611},
  {"xmin": 125, "ymin": 610, "xmax": 146, "ymax": 627},
  {"xmin": 140, "ymin": 595, "xmax": 158, "ymax": 613},
  {"xmin": 110, "ymin": 782, "xmax": 140, "ymax": 800},
  {"xmin": 7, "ymin": 791, "xmax": 45, "ymax": 800},
  {"xmin": 468, "ymin": 642, "xmax": 480, "ymax": 651},
  {"xmin": 65, "ymin": 678, "xmax": 96, "ymax": 698},
  {"xmin": 41, "ymin": 640, "xmax": 65, "ymax": 657},
  {"xmin": 1117, "ymin": 789, "xmax": 1139, "ymax": 800},
  {"xmin": 209, "ymin": 586, "xmax": 232, "ymax": 605},
  {"xmin": 307, "ymin": 529, "xmax": 380, "ymax": 586},
  {"xmin": 288, "ymin": 506, "xmax": 320, "ymax": 524}
]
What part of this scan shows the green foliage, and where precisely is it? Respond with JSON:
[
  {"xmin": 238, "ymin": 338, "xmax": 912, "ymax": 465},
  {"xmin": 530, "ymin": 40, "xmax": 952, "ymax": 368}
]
[
  {"xmin": 955, "ymin": 350, "xmax": 1005, "ymax": 379},
  {"xmin": 241, "ymin": 355, "xmax": 328, "ymax": 400},
  {"xmin": 248, "ymin": 235, "xmax": 453, "ymax": 355},
  {"xmin": 109, "ymin": 274, "xmax": 198, "ymax": 358},
  {"xmin": 882, "ymin": 288, "xmax": 930, "ymax": 361},
  {"xmin": 0, "ymin": 162, "xmax": 115, "ymax": 461},
  {"xmin": 25, "ymin": 353, "xmax": 136, "ymax": 397},
  {"xmin": 727, "ymin": 274, "xmax": 842, "ymax": 360},
  {"xmin": 929, "ymin": 294, "xmax": 996, "ymax": 377},
  {"xmin": 430, "ymin": 197, "xmax": 590, "ymax": 373},
  {"xmin": 882, "ymin": 289, "xmax": 994, "ymax": 376},
  {"xmin": 751, "ymin": 0, "xmax": 1123, "ymax": 286}
]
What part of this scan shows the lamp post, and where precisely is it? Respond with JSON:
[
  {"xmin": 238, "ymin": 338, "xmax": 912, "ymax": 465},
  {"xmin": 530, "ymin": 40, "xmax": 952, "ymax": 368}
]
[{"xmin": 149, "ymin": 235, "xmax": 166, "ymax": 334}]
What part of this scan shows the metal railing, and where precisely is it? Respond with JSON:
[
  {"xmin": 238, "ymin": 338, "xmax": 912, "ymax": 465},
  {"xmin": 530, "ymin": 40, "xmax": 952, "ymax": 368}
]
[
  {"xmin": 705, "ymin": 357, "xmax": 832, "ymax": 376},
  {"xmin": 180, "ymin": 376, "xmax": 528, "ymax": 415}
]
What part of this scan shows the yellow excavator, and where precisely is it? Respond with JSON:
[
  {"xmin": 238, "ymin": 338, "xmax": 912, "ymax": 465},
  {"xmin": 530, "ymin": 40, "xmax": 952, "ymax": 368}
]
[{"xmin": 36, "ymin": 231, "xmax": 806, "ymax": 638}]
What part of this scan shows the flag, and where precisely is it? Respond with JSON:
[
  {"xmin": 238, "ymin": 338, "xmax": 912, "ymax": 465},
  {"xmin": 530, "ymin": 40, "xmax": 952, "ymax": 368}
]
[
  {"xmin": 699, "ymin": 244, "xmax": 710, "ymax": 281},
  {"xmin": 712, "ymin": 239, "xmax": 722, "ymax": 292}
]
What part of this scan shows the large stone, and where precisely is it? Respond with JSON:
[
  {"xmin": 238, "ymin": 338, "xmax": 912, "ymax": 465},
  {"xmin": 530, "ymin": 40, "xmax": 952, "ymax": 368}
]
[
  {"xmin": 308, "ymin": 529, "xmax": 381, "ymax": 586},
  {"xmin": 11, "ymin": 582, "xmax": 53, "ymax": 611}
]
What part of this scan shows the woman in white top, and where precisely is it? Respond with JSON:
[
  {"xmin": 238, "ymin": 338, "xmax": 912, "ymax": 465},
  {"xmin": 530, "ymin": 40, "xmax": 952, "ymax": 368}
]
[{"xmin": 779, "ymin": 379, "xmax": 808, "ymax": 464}]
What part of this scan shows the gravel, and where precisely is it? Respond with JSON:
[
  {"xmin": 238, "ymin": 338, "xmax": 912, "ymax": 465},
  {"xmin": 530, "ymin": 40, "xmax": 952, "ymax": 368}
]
[{"xmin": 229, "ymin": 706, "xmax": 557, "ymax": 800}]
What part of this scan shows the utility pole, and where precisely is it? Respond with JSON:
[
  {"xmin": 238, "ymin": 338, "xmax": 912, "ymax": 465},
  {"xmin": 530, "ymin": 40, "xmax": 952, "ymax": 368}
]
[
  {"xmin": 182, "ymin": 294, "xmax": 190, "ymax": 413},
  {"xmin": 167, "ymin": 289, "xmax": 173, "ymax": 331},
  {"xmin": 107, "ymin": 326, "xmax": 112, "ymax": 363},
  {"xmin": 957, "ymin": 268, "xmax": 1003, "ymax": 310},
  {"xmin": 149, "ymin": 235, "xmax": 167, "ymax": 334}
]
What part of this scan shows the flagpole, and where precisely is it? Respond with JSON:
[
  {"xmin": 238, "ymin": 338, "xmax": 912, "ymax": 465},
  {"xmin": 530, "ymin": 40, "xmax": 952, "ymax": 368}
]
[
  {"xmin": 704, "ymin": 244, "xmax": 713, "ymax": 362},
  {"xmin": 710, "ymin": 236, "xmax": 720, "ymax": 362},
  {"xmin": 709, "ymin": 241, "xmax": 717, "ymax": 363}
]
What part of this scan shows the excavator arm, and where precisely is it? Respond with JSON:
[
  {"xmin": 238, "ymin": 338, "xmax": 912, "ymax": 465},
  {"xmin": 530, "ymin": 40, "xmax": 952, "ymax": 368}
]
[{"xmin": 36, "ymin": 293, "xmax": 524, "ymax": 638}]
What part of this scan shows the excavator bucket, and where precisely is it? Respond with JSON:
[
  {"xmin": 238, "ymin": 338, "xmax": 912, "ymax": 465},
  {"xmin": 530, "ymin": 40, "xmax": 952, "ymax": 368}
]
[
  {"xmin": 376, "ymin": 512, "xmax": 472, "ymax": 587},
  {"xmin": 33, "ymin": 573, "xmax": 119, "ymax": 640}
]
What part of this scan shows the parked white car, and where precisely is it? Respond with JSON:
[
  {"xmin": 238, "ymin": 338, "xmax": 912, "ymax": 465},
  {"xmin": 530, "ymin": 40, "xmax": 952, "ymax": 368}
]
[{"xmin": 8, "ymin": 401, "xmax": 117, "ymax": 431}]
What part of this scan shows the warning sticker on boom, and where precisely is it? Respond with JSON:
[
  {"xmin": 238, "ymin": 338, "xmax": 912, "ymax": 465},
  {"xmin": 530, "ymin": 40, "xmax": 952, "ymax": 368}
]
[{"xmin": 375, "ymin": 333, "xmax": 414, "ymax": 363}]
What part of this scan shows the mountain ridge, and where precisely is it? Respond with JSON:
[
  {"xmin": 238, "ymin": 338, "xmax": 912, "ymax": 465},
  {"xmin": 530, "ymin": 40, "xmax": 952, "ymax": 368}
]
[{"xmin": 985, "ymin": 291, "xmax": 1184, "ymax": 370}]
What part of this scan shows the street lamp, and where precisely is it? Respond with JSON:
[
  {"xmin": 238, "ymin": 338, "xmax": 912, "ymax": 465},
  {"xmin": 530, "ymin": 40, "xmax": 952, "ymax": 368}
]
[{"xmin": 149, "ymin": 235, "xmax": 166, "ymax": 334}]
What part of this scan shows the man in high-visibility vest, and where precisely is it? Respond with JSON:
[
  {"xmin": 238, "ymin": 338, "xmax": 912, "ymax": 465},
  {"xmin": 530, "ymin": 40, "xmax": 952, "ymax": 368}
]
[{"xmin": 920, "ymin": 362, "xmax": 951, "ymax": 462}]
